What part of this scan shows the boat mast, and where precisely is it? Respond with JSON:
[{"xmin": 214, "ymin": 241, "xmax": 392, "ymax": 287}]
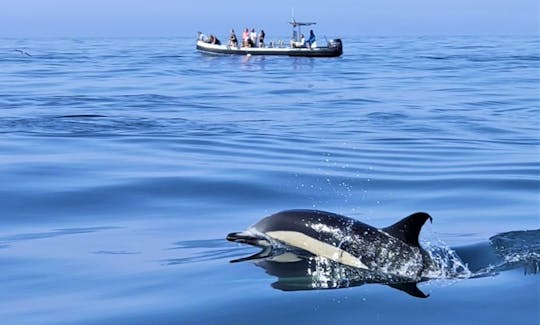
[{"xmin": 289, "ymin": 11, "xmax": 316, "ymax": 43}]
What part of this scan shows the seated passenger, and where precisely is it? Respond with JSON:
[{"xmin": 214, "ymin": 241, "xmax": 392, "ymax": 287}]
[
  {"xmin": 197, "ymin": 31, "xmax": 208, "ymax": 42},
  {"xmin": 292, "ymin": 34, "xmax": 305, "ymax": 48},
  {"xmin": 246, "ymin": 37, "xmax": 255, "ymax": 48},
  {"xmin": 208, "ymin": 35, "xmax": 221, "ymax": 45}
]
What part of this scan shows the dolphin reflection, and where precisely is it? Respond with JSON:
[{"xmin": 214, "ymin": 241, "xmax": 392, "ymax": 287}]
[{"xmin": 245, "ymin": 251, "xmax": 429, "ymax": 298}]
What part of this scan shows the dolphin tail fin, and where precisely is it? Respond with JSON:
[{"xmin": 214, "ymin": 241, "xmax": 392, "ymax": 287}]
[
  {"xmin": 388, "ymin": 282, "xmax": 429, "ymax": 298},
  {"xmin": 382, "ymin": 212, "xmax": 432, "ymax": 247}
]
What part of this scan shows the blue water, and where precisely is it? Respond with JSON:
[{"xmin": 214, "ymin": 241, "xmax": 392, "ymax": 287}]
[{"xmin": 0, "ymin": 36, "xmax": 539, "ymax": 324}]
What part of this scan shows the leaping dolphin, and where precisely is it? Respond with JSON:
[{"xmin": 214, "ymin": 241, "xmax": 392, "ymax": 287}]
[{"xmin": 227, "ymin": 209, "xmax": 433, "ymax": 282}]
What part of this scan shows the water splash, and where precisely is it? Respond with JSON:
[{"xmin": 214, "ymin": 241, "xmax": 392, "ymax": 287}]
[
  {"xmin": 422, "ymin": 240, "xmax": 472, "ymax": 279},
  {"xmin": 308, "ymin": 256, "xmax": 351, "ymax": 289},
  {"xmin": 489, "ymin": 229, "xmax": 540, "ymax": 275}
]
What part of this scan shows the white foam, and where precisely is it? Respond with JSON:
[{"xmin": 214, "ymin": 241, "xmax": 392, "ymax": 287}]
[{"xmin": 422, "ymin": 240, "xmax": 472, "ymax": 279}]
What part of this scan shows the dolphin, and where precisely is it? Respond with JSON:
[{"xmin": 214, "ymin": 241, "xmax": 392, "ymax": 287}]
[{"xmin": 227, "ymin": 209, "xmax": 433, "ymax": 282}]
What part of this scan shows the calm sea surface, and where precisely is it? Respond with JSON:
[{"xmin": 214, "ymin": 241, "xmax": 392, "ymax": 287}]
[{"xmin": 0, "ymin": 36, "xmax": 539, "ymax": 324}]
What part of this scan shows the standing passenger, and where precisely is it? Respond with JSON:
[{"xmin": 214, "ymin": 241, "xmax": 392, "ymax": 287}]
[
  {"xmin": 229, "ymin": 29, "xmax": 238, "ymax": 47},
  {"xmin": 242, "ymin": 28, "xmax": 250, "ymax": 47},
  {"xmin": 290, "ymin": 29, "xmax": 298, "ymax": 47},
  {"xmin": 307, "ymin": 30, "xmax": 316, "ymax": 48},
  {"xmin": 258, "ymin": 30, "xmax": 266, "ymax": 48},
  {"xmin": 250, "ymin": 28, "xmax": 257, "ymax": 47}
]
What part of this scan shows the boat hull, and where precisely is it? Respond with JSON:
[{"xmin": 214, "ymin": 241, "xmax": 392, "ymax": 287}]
[{"xmin": 196, "ymin": 39, "xmax": 343, "ymax": 57}]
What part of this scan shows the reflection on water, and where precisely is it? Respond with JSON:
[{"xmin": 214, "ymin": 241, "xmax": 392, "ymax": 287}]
[
  {"xmin": 165, "ymin": 239, "xmax": 248, "ymax": 265},
  {"xmin": 252, "ymin": 252, "xmax": 429, "ymax": 298}
]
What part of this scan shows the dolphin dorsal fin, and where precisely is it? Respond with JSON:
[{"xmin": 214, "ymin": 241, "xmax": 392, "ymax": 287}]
[{"xmin": 382, "ymin": 212, "xmax": 432, "ymax": 247}]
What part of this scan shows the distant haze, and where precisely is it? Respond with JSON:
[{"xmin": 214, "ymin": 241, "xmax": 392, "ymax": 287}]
[{"xmin": 2, "ymin": 0, "xmax": 539, "ymax": 37}]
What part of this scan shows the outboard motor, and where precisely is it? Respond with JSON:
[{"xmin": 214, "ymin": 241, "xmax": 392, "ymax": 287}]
[{"xmin": 328, "ymin": 39, "xmax": 343, "ymax": 55}]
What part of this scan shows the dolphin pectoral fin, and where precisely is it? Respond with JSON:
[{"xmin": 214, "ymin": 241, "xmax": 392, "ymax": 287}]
[
  {"xmin": 230, "ymin": 246, "xmax": 272, "ymax": 263},
  {"xmin": 387, "ymin": 282, "xmax": 429, "ymax": 298},
  {"xmin": 382, "ymin": 212, "xmax": 432, "ymax": 247}
]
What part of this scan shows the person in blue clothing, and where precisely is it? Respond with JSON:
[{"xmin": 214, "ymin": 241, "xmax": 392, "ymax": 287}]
[{"xmin": 307, "ymin": 30, "xmax": 316, "ymax": 48}]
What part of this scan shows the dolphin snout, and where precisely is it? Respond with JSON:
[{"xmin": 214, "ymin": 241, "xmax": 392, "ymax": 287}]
[
  {"xmin": 227, "ymin": 232, "xmax": 249, "ymax": 242},
  {"xmin": 226, "ymin": 231, "xmax": 270, "ymax": 248}
]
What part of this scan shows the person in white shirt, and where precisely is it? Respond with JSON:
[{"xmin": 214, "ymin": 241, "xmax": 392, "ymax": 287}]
[
  {"xmin": 250, "ymin": 28, "xmax": 257, "ymax": 47},
  {"xmin": 293, "ymin": 34, "xmax": 305, "ymax": 48},
  {"xmin": 197, "ymin": 31, "xmax": 208, "ymax": 42}
]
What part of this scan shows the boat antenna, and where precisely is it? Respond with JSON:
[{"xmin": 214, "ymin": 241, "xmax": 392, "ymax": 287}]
[{"xmin": 290, "ymin": 8, "xmax": 297, "ymax": 26}]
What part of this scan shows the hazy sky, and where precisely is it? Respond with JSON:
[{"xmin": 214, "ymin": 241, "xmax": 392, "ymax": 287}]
[{"xmin": 2, "ymin": 0, "xmax": 539, "ymax": 37}]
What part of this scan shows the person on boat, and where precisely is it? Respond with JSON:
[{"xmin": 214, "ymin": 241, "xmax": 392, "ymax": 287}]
[
  {"xmin": 258, "ymin": 30, "xmax": 266, "ymax": 48},
  {"xmin": 242, "ymin": 28, "xmax": 250, "ymax": 47},
  {"xmin": 292, "ymin": 34, "xmax": 305, "ymax": 48},
  {"xmin": 290, "ymin": 29, "xmax": 298, "ymax": 47},
  {"xmin": 246, "ymin": 37, "xmax": 255, "ymax": 48},
  {"xmin": 208, "ymin": 35, "xmax": 221, "ymax": 45},
  {"xmin": 229, "ymin": 29, "xmax": 238, "ymax": 47},
  {"xmin": 197, "ymin": 31, "xmax": 208, "ymax": 42},
  {"xmin": 250, "ymin": 28, "xmax": 257, "ymax": 47},
  {"xmin": 307, "ymin": 30, "xmax": 316, "ymax": 48}
]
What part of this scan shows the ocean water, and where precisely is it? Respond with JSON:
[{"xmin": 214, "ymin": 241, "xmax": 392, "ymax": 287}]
[{"xmin": 0, "ymin": 36, "xmax": 539, "ymax": 324}]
